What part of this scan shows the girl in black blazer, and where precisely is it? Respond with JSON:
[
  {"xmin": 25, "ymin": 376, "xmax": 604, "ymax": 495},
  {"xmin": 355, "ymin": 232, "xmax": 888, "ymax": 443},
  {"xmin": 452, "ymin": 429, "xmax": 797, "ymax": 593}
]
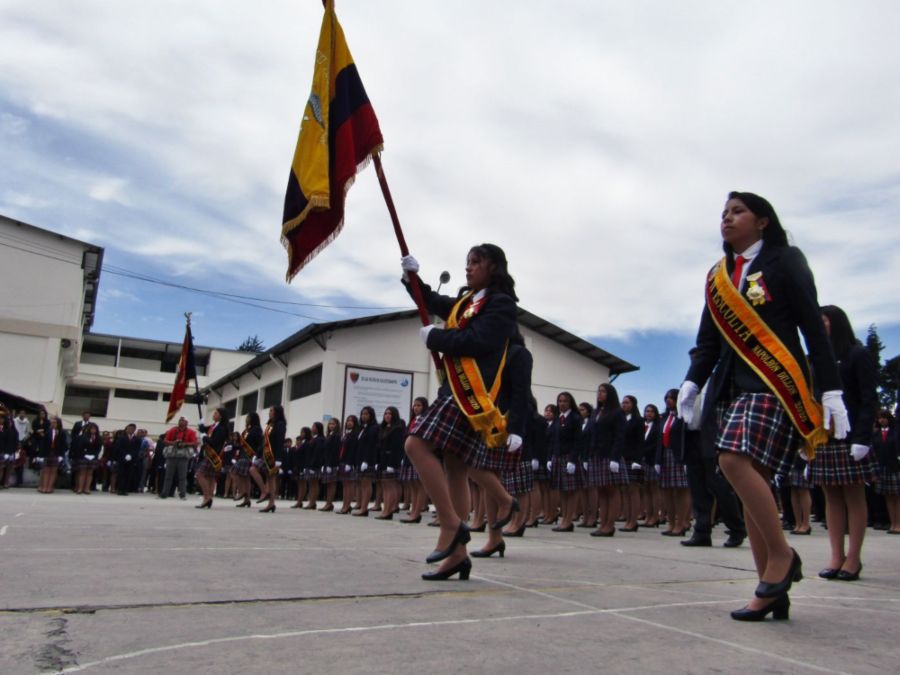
[
  {"xmin": 258, "ymin": 405, "xmax": 286, "ymax": 513},
  {"xmin": 548, "ymin": 391, "xmax": 582, "ymax": 532},
  {"xmin": 242, "ymin": 412, "xmax": 265, "ymax": 506},
  {"xmin": 873, "ymin": 410, "xmax": 900, "ymax": 533},
  {"xmin": 536, "ymin": 404, "xmax": 558, "ymax": 526},
  {"xmin": 353, "ymin": 407, "xmax": 378, "ymax": 516},
  {"xmin": 303, "ymin": 421, "xmax": 325, "ymax": 511},
  {"xmin": 657, "ymin": 389, "xmax": 691, "ymax": 536},
  {"xmin": 375, "ymin": 407, "xmax": 405, "ymax": 520},
  {"xmin": 72, "ymin": 422, "xmax": 102, "ymax": 495},
  {"xmin": 810, "ymin": 306, "xmax": 878, "ymax": 579},
  {"xmin": 338, "ymin": 416, "xmax": 359, "ymax": 514},
  {"xmin": 290, "ymin": 428, "xmax": 312, "ymax": 508},
  {"xmin": 196, "ymin": 407, "xmax": 229, "ymax": 509},
  {"xmin": 586, "ymin": 384, "xmax": 626, "ymax": 537},
  {"xmin": 682, "ymin": 192, "xmax": 846, "ymax": 621},
  {"xmin": 400, "ymin": 399, "xmax": 428, "ymax": 523},
  {"xmin": 318, "ymin": 418, "xmax": 341, "ymax": 512},
  {"xmin": 640, "ymin": 404, "xmax": 662, "ymax": 527},
  {"xmin": 620, "ymin": 395, "xmax": 645, "ymax": 532},
  {"xmin": 575, "ymin": 401, "xmax": 594, "ymax": 528},
  {"xmin": 37, "ymin": 416, "xmax": 67, "ymax": 494}
]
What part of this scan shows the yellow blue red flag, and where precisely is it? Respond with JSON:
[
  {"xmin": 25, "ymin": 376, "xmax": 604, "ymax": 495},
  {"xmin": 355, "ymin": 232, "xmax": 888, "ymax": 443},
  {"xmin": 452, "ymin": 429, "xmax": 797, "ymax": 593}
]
[{"xmin": 282, "ymin": 0, "xmax": 384, "ymax": 281}]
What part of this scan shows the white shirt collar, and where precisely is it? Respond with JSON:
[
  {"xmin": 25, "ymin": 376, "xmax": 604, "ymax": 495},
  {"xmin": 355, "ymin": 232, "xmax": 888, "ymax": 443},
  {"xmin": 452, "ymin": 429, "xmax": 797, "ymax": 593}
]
[
  {"xmin": 735, "ymin": 239, "xmax": 763, "ymax": 261},
  {"xmin": 472, "ymin": 288, "xmax": 487, "ymax": 303}
]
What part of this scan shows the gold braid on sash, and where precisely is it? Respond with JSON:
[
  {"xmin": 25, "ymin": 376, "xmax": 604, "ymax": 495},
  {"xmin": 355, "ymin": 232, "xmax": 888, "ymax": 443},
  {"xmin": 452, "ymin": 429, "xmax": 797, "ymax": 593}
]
[
  {"xmin": 239, "ymin": 429, "xmax": 257, "ymax": 461},
  {"xmin": 706, "ymin": 258, "xmax": 829, "ymax": 458},
  {"xmin": 202, "ymin": 442, "xmax": 223, "ymax": 473},
  {"xmin": 443, "ymin": 292, "xmax": 510, "ymax": 449},
  {"xmin": 263, "ymin": 424, "xmax": 277, "ymax": 477}
]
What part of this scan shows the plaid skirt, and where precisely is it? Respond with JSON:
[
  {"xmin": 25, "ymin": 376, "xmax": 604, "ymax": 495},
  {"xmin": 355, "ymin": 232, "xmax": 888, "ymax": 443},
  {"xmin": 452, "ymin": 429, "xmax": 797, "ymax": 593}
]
[
  {"xmin": 321, "ymin": 468, "xmax": 339, "ymax": 484},
  {"xmin": 399, "ymin": 462, "xmax": 419, "ymax": 482},
  {"xmin": 502, "ymin": 461, "xmax": 534, "ymax": 496},
  {"xmin": 410, "ymin": 395, "xmax": 519, "ymax": 472},
  {"xmin": 642, "ymin": 462, "xmax": 659, "ymax": 483},
  {"xmin": 196, "ymin": 457, "xmax": 218, "ymax": 478},
  {"xmin": 340, "ymin": 465, "xmax": 358, "ymax": 481},
  {"xmin": 304, "ymin": 467, "xmax": 320, "ymax": 480},
  {"xmin": 584, "ymin": 458, "xmax": 612, "ymax": 488},
  {"xmin": 876, "ymin": 466, "xmax": 900, "ymax": 495},
  {"xmin": 716, "ymin": 393, "xmax": 798, "ymax": 477},
  {"xmin": 623, "ymin": 462, "xmax": 644, "ymax": 485},
  {"xmin": 232, "ymin": 458, "xmax": 251, "ymax": 477},
  {"xmin": 659, "ymin": 448, "xmax": 688, "ymax": 489},
  {"xmin": 74, "ymin": 459, "xmax": 96, "ymax": 471},
  {"xmin": 532, "ymin": 462, "xmax": 550, "ymax": 481},
  {"xmin": 42, "ymin": 456, "xmax": 61, "ymax": 468},
  {"xmin": 809, "ymin": 440, "xmax": 877, "ymax": 486},
  {"xmin": 787, "ymin": 465, "xmax": 812, "ymax": 489},
  {"xmin": 550, "ymin": 459, "xmax": 581, "ymax": 492}
]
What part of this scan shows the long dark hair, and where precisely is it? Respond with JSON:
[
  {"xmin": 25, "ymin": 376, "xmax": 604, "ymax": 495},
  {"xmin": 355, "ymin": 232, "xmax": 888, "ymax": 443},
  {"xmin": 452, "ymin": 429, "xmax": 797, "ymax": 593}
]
[
  {"xmin": 359, "ymin": 406, "xmax": 376, "ymax": 427},
  {"xmin": 821, "ymin": 305, "xmax": 859, "ymax": 359},
  {"xmin": 344, "ymin": 414, "xmax": 359, "ymax": 432},
  {"xmin": 299, "ymin": 426, "xmax": 312, "ymax": 442},
  {"xmin": 644, "ymin": 403, "xmax": 660, "ymax": 421},
  {"xmin": 597, "ymin": 383, "xmax": 621, "ymax": 413},
  {"xmin": 311, "ymin": 421, "xmax": 324, "ymax": 437},
  {"xmin": 379, "ymin": 406, "xmax": 404, "ymax": 440},
  {"xmin": 556, "ymin": 391, "xmax": 577, "ymax": 416},
  {"xmin": 664, "ymin": 389, "xmax": 679, "ymax": 411},
  {"xmin": 465, "ymin": 243, "xmax": 518, "ymax": 301},
  {"xmin": 723, "ymin": 191, "xmax": 789, "ymax": 255},
  {"xmin": 269, "ymin": 404, "xmax": 286, "ymax": 424}
]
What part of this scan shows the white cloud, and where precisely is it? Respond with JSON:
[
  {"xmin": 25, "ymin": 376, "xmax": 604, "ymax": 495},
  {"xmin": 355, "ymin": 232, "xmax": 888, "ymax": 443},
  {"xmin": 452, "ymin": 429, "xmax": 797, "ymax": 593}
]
[{"xmin": 1, "ymin": 0, "xmax": 899, "ymax": 342}]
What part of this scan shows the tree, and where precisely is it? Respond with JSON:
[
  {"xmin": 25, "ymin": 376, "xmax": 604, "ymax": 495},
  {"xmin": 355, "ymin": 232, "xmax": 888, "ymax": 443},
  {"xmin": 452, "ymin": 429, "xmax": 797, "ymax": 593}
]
[
  {"xmin": 236, "ymin": 335, "xmax": 265, "ymax": 353},
  {"xmin": 865, "ymin": 323, "xmax": 884, "ymax": 367},
  {"xmin": 881, "ymin": 354, "xmax": 900, "ymax": 412}
]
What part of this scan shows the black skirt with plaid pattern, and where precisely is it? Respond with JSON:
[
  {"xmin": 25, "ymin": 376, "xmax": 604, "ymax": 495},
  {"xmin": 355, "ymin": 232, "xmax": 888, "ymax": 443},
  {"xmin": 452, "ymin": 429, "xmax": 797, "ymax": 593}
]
[
  {"xmin": 876, "ymin": 465, "xmax": 900, "ymax": 495},
  {"xmin": 399, "ymin": 461, "xmax": 419, "ymax": 482},
  {"xmin": 410, "ymin": 395, "xmax": 519, "ymax": 472},
  {"xmin": 715, "ymin": 393, "xmax": 798, "ymax": 477},
  {"xmin": 196, "ymin": 457, "xmax": 218, "ymax": 478},
  {"xmin": 502, "ymin": 461, "xmax": 534, "ymax": 496},
  {"xmin": 659, "ymin": 448, "xmax": 688, "ymax": 489},
  {"xmin": 809, "ymin": 440, "xmax": 877, "ymax": 486},
  {"xmin": 232, "ymin": 458, "xmax": 251, "ymax": 477},
  {"xmin": 550, "ymin": 459, "xmax": 581, "ymax": 492}
]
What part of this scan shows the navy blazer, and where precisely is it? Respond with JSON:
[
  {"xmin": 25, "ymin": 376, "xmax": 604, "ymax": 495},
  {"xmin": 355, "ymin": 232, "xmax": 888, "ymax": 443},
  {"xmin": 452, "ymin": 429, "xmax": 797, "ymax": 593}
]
[
  {"xmin": 621, "ymin": 413, "xmax": 644, "ymax": 462},
  {"xmin": 589, "ymin": 408, "xmax": 626, "ymax": 460},
  {"xmin": 641, "ymin": 420, "xmax": 660, "ymax": 464},
  {"xmin": 377, "ymin": 425, "xmax": 405, "ymax": 469},
  {"xmin": 873, "ymin": 426, "xmax": 899, "ymax": 472},
  {"xmin": 201, "ymin": 421, "xmax": 230, "ymax": 453},
  {"xmin": 685, "ymin": 244, "xmax": 841, "ymax": 457},
  {"xmin": 243, "ymin": 426, "xmax": 263, "ymax": 458},
  {"xmin": 340, "ymin": 431, "xmax": 358, "ymax": 467},
  {"xmin": 265, "ymin": 420, "xmax": 287, "ymax": 457},
  {"xmin": 836, "ymin": 344, "xmax": 878, "ymax": 447},
  {"xmin": 356, "ymin": 424, "xmax": 379, "ymax": 467},
  {"xmin": 548, "ymin": 411, "xmax": 580, "ymax": 461},
  {"xmin": 503, "ymin": 343, "xmax": 533, "ymax": 438}
]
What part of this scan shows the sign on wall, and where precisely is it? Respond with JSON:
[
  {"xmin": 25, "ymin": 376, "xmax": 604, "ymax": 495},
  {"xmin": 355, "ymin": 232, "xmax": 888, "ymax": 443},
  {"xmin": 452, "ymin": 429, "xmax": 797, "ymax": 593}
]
[{"xmin": 342, "ymin": 365, "xmax": 414, "ymax": 423}]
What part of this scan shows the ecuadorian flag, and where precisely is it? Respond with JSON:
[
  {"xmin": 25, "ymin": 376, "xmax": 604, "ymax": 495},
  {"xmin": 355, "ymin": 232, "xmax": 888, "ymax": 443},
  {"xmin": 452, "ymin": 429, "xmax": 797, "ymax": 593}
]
[{"xmin": 282, "ymin": 0, "xmax": 384, "ymax": 282}]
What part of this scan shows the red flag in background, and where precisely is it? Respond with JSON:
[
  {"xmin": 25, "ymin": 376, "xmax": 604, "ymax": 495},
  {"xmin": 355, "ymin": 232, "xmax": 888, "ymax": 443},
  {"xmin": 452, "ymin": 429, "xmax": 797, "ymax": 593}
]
[
  {"xmin": 165, "ymin": 323, "xmax": 197, "ymax": 423},
  {"xmin": 281, "ymin": 0, "xmax": 384, "ymax": 281}
]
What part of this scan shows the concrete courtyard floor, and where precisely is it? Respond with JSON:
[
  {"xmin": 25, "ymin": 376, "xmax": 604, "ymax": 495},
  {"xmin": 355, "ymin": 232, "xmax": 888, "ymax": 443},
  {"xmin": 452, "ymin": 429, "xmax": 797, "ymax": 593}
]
[{"xmin": 0, "ymin": 489, "xmax": 897, "ymax": 674}]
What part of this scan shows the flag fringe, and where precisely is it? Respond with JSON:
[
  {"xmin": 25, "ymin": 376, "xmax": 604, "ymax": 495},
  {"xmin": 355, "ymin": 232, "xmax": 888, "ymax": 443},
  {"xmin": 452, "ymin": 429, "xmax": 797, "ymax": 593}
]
[{"xmin": 283, "ymin": 145, "xmax": 383, "ymax": 283}]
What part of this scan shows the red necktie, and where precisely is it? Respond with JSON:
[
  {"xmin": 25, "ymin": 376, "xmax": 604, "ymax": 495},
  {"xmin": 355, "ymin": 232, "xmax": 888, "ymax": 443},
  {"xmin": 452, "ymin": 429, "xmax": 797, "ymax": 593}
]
[
  {"xmin": 732, "ymin": 255, "xmax": 746, "ymax": 288},
  {"xmin": 663, "ymin": 414, "xmax": 674, "ymax": 448},
  {"xmin": 883, "ymin": 429, "xmax": 889, "ymax": 443}
]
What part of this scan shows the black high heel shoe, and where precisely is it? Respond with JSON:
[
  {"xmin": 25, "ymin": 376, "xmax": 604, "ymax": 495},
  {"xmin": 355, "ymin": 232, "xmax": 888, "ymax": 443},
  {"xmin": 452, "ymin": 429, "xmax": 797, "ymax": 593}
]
[
  {"xmin": 756, "ymin": 548, "xmax": 802, "ymax": 598},
  {"xmin": 235, "ymin": 498, "xmax": 251, "ymax": 508},
  {"xmin": 256, "ymin": 494, "xmax": 269, "ymax": 504},
  {"xmin": 374, "ymin": 513, "xmax": 393, "ymax": 521},
  {"xmin": 836, "ymin": 564, "xmax": 862, "ymax": 581},
  {"xmin": 503, "ymin": 524, "xmax": 526, "ymax": 538},
  {"xmin": 421, "ymin": 557, "xmax": 472, "ymax": 581},
  {"xmin": 400, "ymin": 515, "xmax": 422, "ymax": 524},
  {"xmin": 471, "ymin": 541, "xmax": 506, "ymax": 558},
  {"xmin": 259, "ymin": 504, "xmax": 276, "ymax": 513},
  {"xmin": 492, "ymin": 498, "xmax": 520, "ymax": 531},
  {"xmin": 195, "ymin": 499, "xmax": 212, "ymax": 509},
  {"xmin": 425, "ymin": 522, "xmax": 471, "ymax": 564},
  {"xmin": 731, "ymin": 594, "xmax": 790, "ymax": 621}
]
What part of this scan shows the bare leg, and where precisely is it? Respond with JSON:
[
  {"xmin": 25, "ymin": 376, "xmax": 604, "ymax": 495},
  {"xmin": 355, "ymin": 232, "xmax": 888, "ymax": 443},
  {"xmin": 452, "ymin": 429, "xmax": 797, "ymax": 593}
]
[
  {"xmin": 675, "ymin": 488, "xmax": 692, "ymax": 533},
  {"xmin": 404, "ymin": 436, "xmax": 464, "ymax": 560},
  {"xmin": 842, "ymin": 484, "xmax": 867, "ymax": 572},
  {"xmin": 584, "ymin": 486, "xmax": 599, "ymax": 527},
  {"xmin": 887, "ymin": 495, "xmax": 900, "ymax": 533},
  {"xmin": 791, "ymin": 488, "xmax": 811, "ymax": 533},
  {"xmin": 249, "ymin": 466, "xmax": 267, "ymax": 498},
  {"xmin": 823, "ymin": 485, "xmax": 847, "ymax": 569}
]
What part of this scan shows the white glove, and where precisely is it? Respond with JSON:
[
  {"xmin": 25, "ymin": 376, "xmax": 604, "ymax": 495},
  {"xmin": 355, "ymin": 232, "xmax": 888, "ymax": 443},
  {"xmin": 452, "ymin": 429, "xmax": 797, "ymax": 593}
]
[
  {"xmin": 374, "ymin": 464, "xmax": 379, "ymax": 471},
  {"xmin": 320, "ymin": 466, "xmax": 325, "ymax": 473},
  {"xmin": 582, "ymin": 461, "xmax": 589, "ymax": 471},
  {"xmin": 804, "ymin": 464, "xmax": 811, "ymax": 480},
  {"xmin": 546, "ymin": 460, "xmax": 552, "ymax": 472},
  {"xmin": 420, "ymin": 325, "xmax": 435, "ymax": 345},
  {"xmin": 275, "ymin": 461, "xmax": 282, "ymax": 467},
  {"xmin": 231, "ymin": 459, "xmax": 236, "ymax": 464},
  {"xmin": 822, "ymin": 390, "xmax": 850, "ymax": 440},
  {"xmin": 609, "ymin": 461, "xmax": 620, "ymax": 473},
  {"xmin": 125, "ymin": 454, "xmax": 132, "ymax": 461},
  {"xmin": 566, "ymin": 462, "xmax": 576, "ymax": 475},
  {"xmin": 401, "ymin": 254, "xmax": 420, "ymax": 282},
  {"xmin": 326, "ymin": 466, "xmax": 333, "ymax": 474},
  {"xmin": 773, "ymin": 474, "xmax": 783, "ymax": 488},
  {"xmin": 344, "ymin": 464, "xmax": 352, "ymax": 473},
  {"xmin": 850, "ymin": 444, "xmax": 870, "ymax": 461},
  {"xmin": 654, "ymin": 464, "xmax": 661, "ymax": 474},
  {"xmin": 531, "ymin": 459, "xmax": 539, "ymax": 471},
  {"xmin": 506, "ymin": 434, "xmax": 522, "ymax": 453},
  {"xmin": 85, "ymin": 455, "xmax": 95, "ymax": 461},
  {"xmin": 677, "ymin": 381, "xmax": 700, "ymax": 424},
  {"xmin": 385, "ymin": 466, "xmax": 395, "ymax": 474},
  {"xmin": 631, "ymin": 462, "xmax": 642, "ymax": 470},
  {"xmin": 278, "ymin": 468, "xmax": 283, "ymax": 475},
  {"xmin": 360, "ymin": 462, "xmax": 368, "ymax": 472}
]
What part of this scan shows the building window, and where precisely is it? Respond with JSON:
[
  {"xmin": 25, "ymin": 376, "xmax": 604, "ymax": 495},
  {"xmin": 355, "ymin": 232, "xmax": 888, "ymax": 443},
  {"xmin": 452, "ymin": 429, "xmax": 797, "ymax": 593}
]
[
  {"xmin": 114, "ymin": 388, "xmax": 159, "ymax": 401},
  {"xmin": 62, "ymin": 386, "xmax": 110, "ymax": 417},
  {"xmin": 290, "ymin": 365, "xmax": 322, "ymax": 400},
  {"xmin": 240, "ymin": 391, "xmax": 258, "ymax": 415},
  {"xmin": 262, "ymin": 381, "xmax": 283, "ymax": 408},
  {"xmin": 223, "ymin": 399, "xmax": 237, "ymax": 421}
]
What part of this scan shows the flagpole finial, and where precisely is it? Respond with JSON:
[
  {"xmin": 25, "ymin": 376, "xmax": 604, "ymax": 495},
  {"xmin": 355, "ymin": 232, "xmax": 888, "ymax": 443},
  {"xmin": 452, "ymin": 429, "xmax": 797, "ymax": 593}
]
[{"xmin": 184, "ymin": 311, "xmax": 192, "ymax": 325}]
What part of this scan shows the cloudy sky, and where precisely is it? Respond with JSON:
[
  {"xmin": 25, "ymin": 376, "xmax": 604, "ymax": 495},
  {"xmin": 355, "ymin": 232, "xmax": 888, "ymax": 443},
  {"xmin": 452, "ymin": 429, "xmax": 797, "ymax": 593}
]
[{"xmin": 2, "ymin": 0, "xmax": 899, "ymax": 410}]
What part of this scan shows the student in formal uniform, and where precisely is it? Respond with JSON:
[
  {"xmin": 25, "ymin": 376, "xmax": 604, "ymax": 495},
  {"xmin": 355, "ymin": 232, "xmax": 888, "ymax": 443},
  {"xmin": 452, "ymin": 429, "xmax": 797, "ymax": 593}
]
[
  {"xmin": 586, "ymin": 384, "xmax": 626, "ymax": 537},
  {"xmin": 810, "ymin": 306, "xmax": 878, "ymax": 580},
  {"xmin": 523, "ymin": 403, "xmax": 552, "ymax": 527},
  {"xmin": 71, "ymin": 422, "xmax": 101, "ymax": 495},
  {"xmin": 575, "ymin": 402, "xmax": 595, "ymax": 529},
  {"xmin": 353, "ymin": 407, "xmax": 378, "ymax": 516},
  {"xmin": 401, "ymin": 244, "xmax": 519, "ymax": 580},
  {"xmin": 36, "ymin": 416, "xmax": 66, "ymax": 494},
  {"xmin": 319, "ymin": 417, "xmax": 341, "ymax": 511},
  {"xmin": 657, "ymin": 389, "xmax": 691, "ymax": 536},
  {"xmin": 509, "ymin": 395, "xmax": 545, "ymax": 533},
  {"xmin": 114, "ymin": 424, "xmax": 141, "ymax": 496},
  {"xmin": 548, "ymin": 392, "xmax": 581, "ymax": 532},
  {"xmin": 619, "ymin": 395, "xmax": 645, "ymax": 532},
  {"xmin": 301, "ymin": 421, "xmax": 324, "ymax": 510},
  {"xmin": 195, "ymin": 408, "xmax": 228, "ymax": 509},
  {"xmin": 289, "ymin": 429, "xmax": 311, "ymax": 509},
  {"xmin": 400, "ymin": 399, "xmax": 428, "ymax": 523},
  {"xmin": 786, "ymin": 457, "xmax": 813, "ymax": 535},
  {"xmin": 375, "ymin": 407, "xmax": 405, "ymax": 520},
  {"xmin": 0, "ymin": 406, "xmax": 19, "ymax": 489},
  {"xmin": 640, "ymin": 404, "xmax": 662, "ymax": 527},
  {"xmin": 254, "ymin": 406, "xmax": 285, "ymax": 513},
  {"xmin": 338, "ymin": 415, "xmax": 359, "ymax": 514},
  {"xmin": 873, "ymin": 410, "xmax": 900, "ymax": 534},
  {"xmin": 680, "ymin": 191, "xmax": 846, "ymax": 621}
]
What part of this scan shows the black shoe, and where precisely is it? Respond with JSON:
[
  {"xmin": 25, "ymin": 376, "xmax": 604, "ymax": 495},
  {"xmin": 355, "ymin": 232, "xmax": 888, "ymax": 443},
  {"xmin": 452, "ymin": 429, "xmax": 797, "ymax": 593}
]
[
  {"xmin": 576, "ymin": 522, "xmax": 595, "ymax": 528},
  {"xmin": 471, "ymin": 541, "xmax": 506, "ymax": 558},
  {"xmin": 818, "ymin": 567, "xmax": 841, "ymax": 579},
  {"xmin": 236, "ymin": 498, "xmax": 251, "ymax": 508},
  {"xmin": 872, "ymin": 523, "xmax": 890, "ymax": 531},
  {"xmin": 374, "ymin": 513, "xmax": 394, "ymax": 521},
  {"xmin": 618, "ymin": 526, "xmax": 639, "ymax": 533},
  {"xmin": 427, "ymin": 519, "xmax": 441, "ymax": 527},
  {"xmin": 552, "ymin": 523, "xmax": 574, "ymax": 533},
  {"xmin": 400, "ymin": 516, "xmax": 422, "ymax": 524},
  {"xmin": 723, "ymin": 533, "xmax": 746, "ymax": 548},
  {"xmin": 836, "ymin": 564, "xmax": 862, "ymax": 581},
  {"xmin": 492, "ymin": 498, "xmax": 519, "ymax": 531},
  {"xmin": 590, "ymin": 529, "xmax": 615, "ymax": 537},
  {"xmin": 421, "ymin": 557, "xmax": 472, "ymax": 581},
  {"xmin": 681, "ymin": 535, "xmax": 712, "ymax": 547},
  {"xmin": 259, "ymin": 504, "xmax": 276, "ymax": 513},
  {"xmin": 469, "ymin": 522, "xmax": 487, "ymax": 533},
  {"xmin": 256, "ymin": 495, "xmax": 269, "ymax": 504},
  {"xmin": 503, "ymin": 524, "xmax": 526, "ymax": 537},
  {"xmin": 426, "ymin": 522, "xmax": 471, "ymax": 564},
  {"xmin": 731, "ymin": 594, "xmax": 790, "ymax": 621},
  {"xmin": 195, "ymin": 499, "xmax": 212, "ymax": 509},
  {"xmin": 790, "ymin": 528, "xmax": 812, "ymax": 535},
  {"xmin": 756, "ymin": 549, "xmax": 802, "ymax": 598}
]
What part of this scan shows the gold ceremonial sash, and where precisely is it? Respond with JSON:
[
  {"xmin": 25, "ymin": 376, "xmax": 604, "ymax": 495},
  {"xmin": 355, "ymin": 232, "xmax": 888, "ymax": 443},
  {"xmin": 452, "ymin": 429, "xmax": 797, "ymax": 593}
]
[
  {"xmin": 263, "ymin": 424, "xmax": 277, "ymax": 477},
  {"xmin": 443, "ymin": 292, "xmax": 509, "ymax": 449},
  {"xmin": 239, "ymin": 430, "xmax": 257, "ymax": 461},
  {"xmin": 202, "ymin": 442, "xmax": 223, "ymax": 473},
  {"xmin": 706, "ymin": 258, "xmax": 828, "ymax": 458}
]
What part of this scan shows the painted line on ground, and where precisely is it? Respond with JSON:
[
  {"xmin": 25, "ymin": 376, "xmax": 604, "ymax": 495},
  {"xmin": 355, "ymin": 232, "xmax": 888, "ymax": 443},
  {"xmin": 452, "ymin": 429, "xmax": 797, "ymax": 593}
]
[{"xmin": 0, "ymin": 525, "xmax": 7, "ymax": 536}]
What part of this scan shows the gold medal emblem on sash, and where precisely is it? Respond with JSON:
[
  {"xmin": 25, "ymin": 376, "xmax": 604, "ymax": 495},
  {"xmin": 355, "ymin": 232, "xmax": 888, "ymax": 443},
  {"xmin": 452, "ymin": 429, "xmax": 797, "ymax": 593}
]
[{"xmin": 745, "ymin": 272, "xmax": 767, "ymax": 306}]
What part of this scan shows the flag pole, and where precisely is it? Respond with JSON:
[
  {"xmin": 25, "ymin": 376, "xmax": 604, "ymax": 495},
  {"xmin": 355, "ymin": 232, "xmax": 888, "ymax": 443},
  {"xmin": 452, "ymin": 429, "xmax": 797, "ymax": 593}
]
[
  {"xmin": 185, "ymin": 312, "xmax": 204, "ymax": 423},
  {"xmin": 372, "ymin": 153, "xmax": 444, "ymax": 376}
]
